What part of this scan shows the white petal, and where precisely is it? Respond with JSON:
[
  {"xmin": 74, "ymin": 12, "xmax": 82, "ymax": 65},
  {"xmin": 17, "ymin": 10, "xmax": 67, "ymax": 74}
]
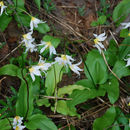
[{"xmin": 93, "ymin": 33, "xmax": 97, "ymax": 37}]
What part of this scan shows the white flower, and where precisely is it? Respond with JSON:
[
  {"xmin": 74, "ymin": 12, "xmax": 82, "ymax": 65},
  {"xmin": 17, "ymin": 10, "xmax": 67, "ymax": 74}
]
[
  {"xmin": 37, "ymin": 55, "xmax": 51, "ymax": 73},
  {"xmin": 0, "ymin": 1, "xmax": 7, "ymax": 16},
  {"xmin": 125, "ymin": 54, "xmax": 130, "ymax": 67},
  {"xmin": 29, "ymin": 66, "xmax": 41, "ymax": 81},
  {"xmin": 55, "ymin": 54, "xmax": 75, "ymax": 66},
  {"xmin": 69, "ymin": 61, "xmax": 83, "ymax": 75},
  {"xmin": 93, "ymin": 32, "xmax": 107, "ymax": 53},
  {"xmin": 13, "ymin": 116, "xmax": 23, "ymax": 126},
  {"xmin": 121, "ymin": 22, "xmax": 130, "ymax": 29},
  {"xmin": 22, "ymin": 32, "xmax": 37, "ymax": 53},
  {"xmin": 24, "ymin": 42, "xmax": 37, "ymax": 53},
  {"xmin": 30, "ymin": 16, "xmax": 45, "ymax": 31},
  {"xmin": 13, "ymin": 125, "xmax": 26, "ymax": 130},
  {"xmin": 39, "ymin": 41, "xmax": 56, "ymax": 56},
  {"xmin": 22, "ymin": 31, "xmax": 34, "ymax": 44}
]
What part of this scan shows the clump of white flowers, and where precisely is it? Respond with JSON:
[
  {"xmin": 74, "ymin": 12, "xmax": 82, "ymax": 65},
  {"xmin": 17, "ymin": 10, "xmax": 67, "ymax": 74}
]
[
  {"xmin": 93, "ymin": 32, "xmax": 107, "ymax": 53},
  {"xmin": 13, "ymin": 116, "xmax": 25, "ymax": 130},
  {"xmin": 55, "ymin": 54, "xmax": 83, "ymax": 76},
  {"xmin": 0, "ymin": 1, "xmax": 7, "ymax": 16}
]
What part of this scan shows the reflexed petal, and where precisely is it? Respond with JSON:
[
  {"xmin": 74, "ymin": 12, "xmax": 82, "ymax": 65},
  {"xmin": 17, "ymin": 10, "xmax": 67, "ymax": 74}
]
[
  {"xmin": 40, "ymin": 45, "xmax": 48, "ymax": 53},
  {"xmin": 93, "ymin": 33, "xmax": 97, "ymax": 37}
]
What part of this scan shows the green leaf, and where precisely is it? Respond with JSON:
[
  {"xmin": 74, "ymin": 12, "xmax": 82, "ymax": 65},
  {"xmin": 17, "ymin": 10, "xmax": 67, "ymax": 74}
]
[
  {"xmin": 14, "ymin": 13, "xmax": 31, "ymax": 27},
  {"xmin": 112, "ymin": 60, "xmax": 130, "ymax": 79},
  {"xmin": 36, "ymin": 98, "xmax": 50, "ymax": 107},
  {"xmin": 102, "ymin": 78, "xmax": 119, "ymax": 104},
  {"xmin": 97, "ymin": 15, "xmax": 107, "ymax": 25},
  {"xmin": 120, "ymin": 29, "xmax": 129, "ymax": 38},
  {"xmin": 76, "ymin": 79, "xmax": 95, "ymax": 89},
  {"xmin": 112, "ymin": 0, "xmax": 130, "ymax": 24},
  {"xmin": 13, "ymin": 0, "xmax": 25, "ymax": 10},
  {"xmin": 34, "ymin": 0, "xmax": 41, "ymax": 10},
  {"xmin": 58, "ymin": 85, "xmax": 85, "ymax": 97},
  {"xmin": 105, "ymin": 40, "xmax": 118, "ymax": 66},
  {"xmin": 84, "ymin": 50, "xmax": 108, "ymax": 84},
  {"xmin": 35, "ymin": 23, "xmax": 50, "ymax": 34},
  {"xmin": 0, "ymin": 118, "xmax": 13, "ymax": 130},
  {"xmin": 45, "ymin": 63, "xmax": 63, "ymax": 96},
  {"xmin": 25, "ymin": 114, "xmax": 57, "ymax": 130},
  {"xmin": 93, "ymin": 106, "xmax": 116, "ymax": 130},
  {"xmin": 0, "ymin": 14, "xmax": 12, "ymax": 32},
  {"xmin": 67, "ymin": 87, "xmax": 106, "ymax": 107},
  {"xmin": 91, "ymin": 21, "xmax": 98, "ymax": 27},
  {"xmin": 119, "ymin": 37, "xmax": 130, "ymax": 59},
  {"xmin": 53, "ymin": 100, "xmax": 78, "ymax": 116}
]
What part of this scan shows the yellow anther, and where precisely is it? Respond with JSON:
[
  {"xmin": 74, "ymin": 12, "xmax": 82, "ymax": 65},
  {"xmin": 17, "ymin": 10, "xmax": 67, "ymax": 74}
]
[
  {"xmin": 94, "ymin": 38, "xmax": 99, "ymax": 44},
  {"xmin": 46, "ymin": 41, "xmax": 52, "ymax": 47},
  {"xmin": 15, "ymin": 126, "xmax": 20, "ymax": 130},
  {"xmin": 0, "ymin": 1, "xmax": 4, "ymax": 6},
  {"xmin": 128, "ymin": 33, "xmax": 130, "ymax": 37},
  {"xmin": 61, "ymin": 55, "xmax": 67, "ymax": 61},
  {"xmin": 31, "ymin": 17, "xmax": 36, "ymax": 21},
  {"xmin": 29, "ymin": 67, "xmax": 34, "ymax": 73}
]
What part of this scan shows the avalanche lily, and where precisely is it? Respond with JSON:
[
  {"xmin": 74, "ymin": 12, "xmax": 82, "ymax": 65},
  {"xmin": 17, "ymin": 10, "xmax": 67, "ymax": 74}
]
[
  {"xmin": 38, "ymin": 55, "xmax": 51, "ymax": 73},
  {"xmin": 13, "ymin": 125, "xmax": 26, "ymax": 130},
  {"xmin": 30, "ymin": 16, "xmax": 45, "ymax": 31},
  {"xmin": 29, "ymin": 66, "xmax": 41, "ymax": 81},
  {"xmin": 121, "ymin": 22, "xmax": 130, "ymax": 29},
  {"xmin": 93, "ymin": 32, "xmax": 107, "ymax": 53},
  {"xmin": 0, "ymin": 1, "xmax": 7, "ymax": 16},
  {"xmin": 39, "ymin": 41, "xmax": 56, "ymax": 56},
  {"xmin": 13, "ymin": 116, "xmax": 23, "ymax": 126},
  {"xmin": 69, "ymin": 61, "xmax": 83, "ymax": 75},
  {"xmin": 55, "ymin": 54, "xmax": 75, "ymax": 66},
  {"xmin": 24, "ymin": 42, "xmax": 37, "ymax": 53}
]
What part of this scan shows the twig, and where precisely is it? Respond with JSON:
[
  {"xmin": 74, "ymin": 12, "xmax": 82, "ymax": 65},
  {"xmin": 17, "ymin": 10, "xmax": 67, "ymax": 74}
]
[{"xmin": 43, "ymin": 96, "xmax": 72, "ymax": 100}]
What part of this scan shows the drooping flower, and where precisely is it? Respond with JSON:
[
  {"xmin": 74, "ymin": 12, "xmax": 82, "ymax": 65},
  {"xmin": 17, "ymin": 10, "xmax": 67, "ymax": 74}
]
[
  {"xmin": 29, "ymin": 66, "xmax": 41, "ymax": 81},
  {"xmin": 13, "ymin": 124, "xmax": 26, "ymax": 130},
  {"xmin": 37, "ymin": 55, "xmax": 51, "ymax": 73},
  {"xmin": 13, "ymin": 116, "xmax": 25, "ymax": 130},
  {"xmin": 121, "ymin": 22, "xmax": 130, "ymax": 29},
  {"xmin": 69, "ymin": 61, "xmax": 83, "ymax": 75},
  {"xmin": 30, "ymin": 16, "xmax": 45, "ymax": 31},
  {"xmin": 39, "ymin": 41, "xmax": 56, "ymax": 56},
  {"xmin": 125, "ymin": 54, "xmax": 130, "ymax": 67},
  {"xmin": 0, "ymin": 1, "xmax": 7, "ymax": 16},
  {"xmin": 93, "ymin": 32, "xmax": 107, "ymax": 53},
  {"xmin": 24, "ymin": 42, "xmax": 37, "ymax": 53},
  {"xmin": 55, "ymin": 54, "xmax": 75, "ymax": 66}
]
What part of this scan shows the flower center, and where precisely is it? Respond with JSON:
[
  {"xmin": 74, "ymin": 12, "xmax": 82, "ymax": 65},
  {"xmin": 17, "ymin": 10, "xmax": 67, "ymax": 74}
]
[
  {"xmin": 46, "ymin": 41, "xmax": 52, "ymax": 47},
  {"xmin": 31, "ymin": 17, "xmax": 36, "ymax": 21},
  {"xmin": 38, "ymin": 63, "xmax": 44, "ymax": 66},
  {"xmin": 128, "ymin": 33, "xmax": 130, "ymax": 36},
  {"xmin": 29, "ymin": 67, "xmax": 34, "ymax": 73},
  {"xmin": 15, "ymin": 116, "xmax": 20, "ymax": 121},
  {"xmin": 94, "ymin": 38, "xmax": 99, "ymax": 44},
  {"xmin": 128, "ymin": 102, "xmax": 130, "ymax": 106},
  {"xmin": 15, "ymin": 126, "xmax": 20, "ymax": 130},
  {"xmin": 61, "ymin": 55, "xmax": 67, "ymax": 61},
  {"xmin": 0, "ymin": 1, "xmax": 4, "ymax": 6},
  {"xmin": 23, "ymin": 34, "xmax": 27, "ymax": 39}
]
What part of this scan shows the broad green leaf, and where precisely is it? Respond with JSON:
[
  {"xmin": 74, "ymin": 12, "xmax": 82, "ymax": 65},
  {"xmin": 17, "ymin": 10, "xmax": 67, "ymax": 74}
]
[
  {"xmin": 0, "ymin": 64, "xmax": 23, "ymax": 80},
  {"xmin": 45, "ymin": 63, "xmax": 63, "ymax": 96},
  {"xmin": 58, "ymin": 85, "xmax": 85, "ymax": 97},
  {"xmin": 67, "ymin": 87, "xmax": 106, "ymax": 107},
  {"xmin": 111, "ymin": 121, "xmax": 120, "ymax": 130},
  {"xmin": 13, "ymin": 0, "xmax": 25, "ymax": 10},
  {"xmin": 97, "ymin": 15, "xmax": 107, "ymax": 25},
  {"xmin": 0, "ymin": 14, "xmax": 12, "ymax": 32},
  {"xmin": 0, "ymin": 118, "xmax": 13, "ymax": 130},
  {"xmin": 16, "ymin": 76, "xmax": 40, "ymax": 118},
  {"xmin": 102, "ymin": 78, "xmax": 119, "ymax": 104},
  {"xmin": 52, "ymin": 100, "xmax": 78, "ymax": 117},
  {"xmin": 105, "ymin": 40, "xmax": 118, "ymax": 66},
  {"xmin": 119, "ymin": 37, "xmax": 130, "ymax": 59},
  {"xmin": 25, "ymin": 114, "xmax": 57, "ymax": 130},
  {"xmin": 34, "ymin": 0, "xmax": 41, "ymax": 10},
  {"xmin": 76, "ymin": 79, "xmax": 95, "ymax": 89},
  {"xmin": 120, "ymin": 29, "xmax": 129, "ymax": 38},
  {"xmin": 35, "ymin": 23, "xmax": 50, "ymax": 34},
  {"xmin": 36, "ymin": 98, "xmax": 50, "ymax": 107},
  {"xmin": 84, "ymin": 50, "xmax": 108, "ymax": 84},
  {"xmin": 112, "ymin": 0, "xmax": 130, "ymax": 24},
  {"xmin": 14, "ymin": 13, "xmax": 31, "ymax": 27},
  {"xmin": 112, "ymin": 60, "xmax": 130, "ymax": 79},
  {"xmin": 93, "ymin": 106, "xmax": 116, "ymax": 130}
]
